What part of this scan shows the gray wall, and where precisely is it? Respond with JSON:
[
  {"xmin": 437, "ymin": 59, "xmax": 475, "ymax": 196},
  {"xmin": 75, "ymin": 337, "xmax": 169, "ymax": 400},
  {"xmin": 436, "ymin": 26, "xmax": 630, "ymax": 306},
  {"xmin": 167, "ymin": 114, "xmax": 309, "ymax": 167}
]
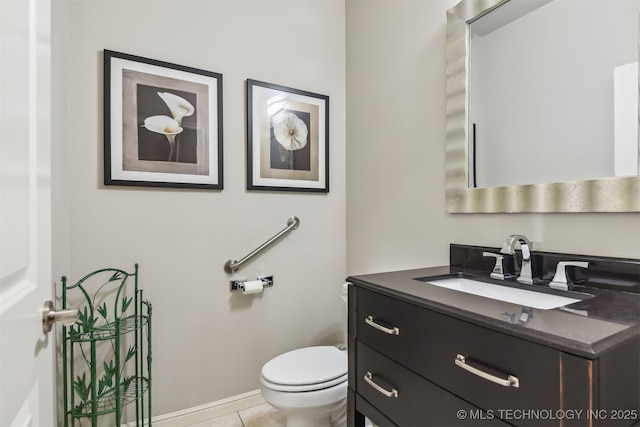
[
  {"xmin": 54, "ymin": 0, "xmax": 346, "ymax": 417},
  {"xmin": 345, "ymin": 0, "xmax": 640, "ymax": 276}
]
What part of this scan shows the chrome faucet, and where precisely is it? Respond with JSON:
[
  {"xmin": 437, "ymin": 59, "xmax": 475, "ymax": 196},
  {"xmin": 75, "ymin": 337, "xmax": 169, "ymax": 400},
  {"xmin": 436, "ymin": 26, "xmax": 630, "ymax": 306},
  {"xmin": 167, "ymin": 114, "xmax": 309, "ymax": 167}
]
[
  {"xmin": 483, "ymin": 252, "xmax": 507, "ymax": 280},
  {"xmin": 500, "ymin": 234, "xmax": 534, "ymax": 285},
  {"xmin": 549, "ymin": 261, "xmax": 589, "ymax": 291}
]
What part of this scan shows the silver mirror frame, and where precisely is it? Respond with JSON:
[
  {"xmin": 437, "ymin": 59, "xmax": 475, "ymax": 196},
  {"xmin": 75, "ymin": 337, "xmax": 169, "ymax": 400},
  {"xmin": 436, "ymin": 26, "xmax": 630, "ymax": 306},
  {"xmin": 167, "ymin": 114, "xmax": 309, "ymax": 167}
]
[{"xmin": 445, "ymin": 0, "xmax": 640, "ymax": 213}]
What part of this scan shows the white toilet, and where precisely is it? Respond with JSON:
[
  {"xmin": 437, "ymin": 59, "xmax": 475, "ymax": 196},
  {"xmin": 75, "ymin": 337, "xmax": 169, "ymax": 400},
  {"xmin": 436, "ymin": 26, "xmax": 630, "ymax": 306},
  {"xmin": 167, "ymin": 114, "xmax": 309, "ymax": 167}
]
[
  {"xmin": 260, "ymin": 346, "xmax": 347, "ymax": 427},
  {"xmin": 260, "ymin": 285, "xmax": 350, "ymax": 427}
]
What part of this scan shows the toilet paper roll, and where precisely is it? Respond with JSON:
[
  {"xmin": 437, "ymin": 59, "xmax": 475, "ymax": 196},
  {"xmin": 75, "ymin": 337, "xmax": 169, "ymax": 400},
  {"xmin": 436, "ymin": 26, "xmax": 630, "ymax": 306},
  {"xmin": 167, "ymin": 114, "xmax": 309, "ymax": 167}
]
[{"xmin": 241, "ymin": 280, "xmax": 264, "ymax": 295}]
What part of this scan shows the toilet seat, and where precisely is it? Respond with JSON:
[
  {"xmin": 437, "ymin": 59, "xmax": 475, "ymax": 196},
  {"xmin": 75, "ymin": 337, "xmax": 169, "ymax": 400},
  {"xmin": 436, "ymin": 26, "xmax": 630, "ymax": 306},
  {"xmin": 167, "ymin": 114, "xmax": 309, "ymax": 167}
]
[{"xmin": 261, "ymin": 346, "xmax": 347, "ymax": 392}]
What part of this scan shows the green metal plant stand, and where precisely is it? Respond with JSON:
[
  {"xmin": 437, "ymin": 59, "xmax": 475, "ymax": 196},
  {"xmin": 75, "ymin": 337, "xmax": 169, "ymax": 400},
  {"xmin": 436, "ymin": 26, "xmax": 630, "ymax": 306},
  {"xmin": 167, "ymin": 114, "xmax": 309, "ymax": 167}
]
[{"xmin": 61, "ymin": 264, "xmax": 152, "ymax": 427}]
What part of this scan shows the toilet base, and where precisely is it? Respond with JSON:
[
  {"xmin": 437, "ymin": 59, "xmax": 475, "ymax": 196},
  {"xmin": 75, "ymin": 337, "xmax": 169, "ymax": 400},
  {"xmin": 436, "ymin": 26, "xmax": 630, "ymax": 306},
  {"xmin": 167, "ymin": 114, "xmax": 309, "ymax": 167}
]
[
  {"xmin": 330, "ymin": 403, "xmax": 347, "ymax": 427},
  {"xmin": 261, "ymin": 381, "xmax": 347, "ymax": 427},
  {"xmin": 266, "ymin": 397, "xmax": 346, "ymax": 427},
  {"xmin": 285, "ymin": 414, "xmax": 331, "ymax": 427},
  {"xmin": 282, "ymin": 402, "xmax": 346, "ymax": 427}
]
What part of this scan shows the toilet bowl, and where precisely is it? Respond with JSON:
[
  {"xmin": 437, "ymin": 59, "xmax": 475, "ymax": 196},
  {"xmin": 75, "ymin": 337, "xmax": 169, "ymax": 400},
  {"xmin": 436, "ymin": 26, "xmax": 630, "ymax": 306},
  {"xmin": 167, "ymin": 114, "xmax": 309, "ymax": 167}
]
[{"xmin": 260, "ymin": 345, "xmax": 348, "ymax": 427}]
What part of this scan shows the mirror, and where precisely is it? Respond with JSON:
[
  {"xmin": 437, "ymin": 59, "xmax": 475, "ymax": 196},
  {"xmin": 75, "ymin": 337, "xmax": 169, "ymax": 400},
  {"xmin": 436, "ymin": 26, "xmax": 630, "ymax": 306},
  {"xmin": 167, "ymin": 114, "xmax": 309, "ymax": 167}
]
[
  {"xmin": 469, "ymin": 0, "xmax": 638, "ymax": 188},
  {"xmin": 446, "ymin": 0, "xmax": 640, "ymax": 212}
]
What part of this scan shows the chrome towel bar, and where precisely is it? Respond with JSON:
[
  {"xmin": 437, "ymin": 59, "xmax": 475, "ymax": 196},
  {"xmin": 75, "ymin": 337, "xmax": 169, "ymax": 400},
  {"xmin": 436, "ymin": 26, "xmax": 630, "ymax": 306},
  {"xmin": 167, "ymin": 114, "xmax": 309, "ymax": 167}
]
[{"xmin": 224, "ymin": 216, "xmax": 300, "ymax": 273}]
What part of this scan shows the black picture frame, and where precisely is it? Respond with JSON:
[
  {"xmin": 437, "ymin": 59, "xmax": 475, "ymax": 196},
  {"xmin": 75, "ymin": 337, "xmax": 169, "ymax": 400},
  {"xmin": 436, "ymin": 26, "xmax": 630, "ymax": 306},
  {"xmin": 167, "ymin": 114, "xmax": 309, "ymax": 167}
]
[
  {"xmin": 246, "ymin": 79, "xmax": 329, "ymax": 192},
  {"xmin": 104, "ymin": 50, "xmax": 223, "ymax": 190}
]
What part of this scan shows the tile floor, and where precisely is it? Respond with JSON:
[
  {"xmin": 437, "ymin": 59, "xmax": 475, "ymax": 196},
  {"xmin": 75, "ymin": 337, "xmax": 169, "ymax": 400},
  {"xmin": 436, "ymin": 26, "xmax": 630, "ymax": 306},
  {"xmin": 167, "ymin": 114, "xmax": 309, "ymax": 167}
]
[
  {"xmin": 185, "ymin": 402, "xmax": 374, "ymax": 427},
  {"xmin": 186, "ymin": 403, "xmax": 286, "ymax": 427}
]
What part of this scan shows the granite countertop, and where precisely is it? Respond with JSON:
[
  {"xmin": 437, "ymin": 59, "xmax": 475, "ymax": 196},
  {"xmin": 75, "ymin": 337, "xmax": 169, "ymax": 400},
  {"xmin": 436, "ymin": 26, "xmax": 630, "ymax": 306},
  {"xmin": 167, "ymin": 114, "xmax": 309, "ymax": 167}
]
[{"xmin": 347, "ymin": 265, "xmax": 640, "ymax": 358}]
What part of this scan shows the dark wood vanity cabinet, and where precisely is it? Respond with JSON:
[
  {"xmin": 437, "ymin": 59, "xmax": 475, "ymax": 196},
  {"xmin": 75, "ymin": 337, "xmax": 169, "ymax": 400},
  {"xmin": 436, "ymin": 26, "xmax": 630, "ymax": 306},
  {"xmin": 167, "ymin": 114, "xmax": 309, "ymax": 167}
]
[{"xmin": 348, "ymin": 285, "xmax": 640, "ymax": 427}]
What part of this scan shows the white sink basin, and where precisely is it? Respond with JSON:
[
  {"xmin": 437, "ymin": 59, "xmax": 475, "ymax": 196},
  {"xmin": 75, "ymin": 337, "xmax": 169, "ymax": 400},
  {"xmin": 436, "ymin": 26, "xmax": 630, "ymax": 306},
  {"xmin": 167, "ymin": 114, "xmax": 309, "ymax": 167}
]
[{"xmin": 422, "ymin": 277, "xmax": 582, "ymax": 310}]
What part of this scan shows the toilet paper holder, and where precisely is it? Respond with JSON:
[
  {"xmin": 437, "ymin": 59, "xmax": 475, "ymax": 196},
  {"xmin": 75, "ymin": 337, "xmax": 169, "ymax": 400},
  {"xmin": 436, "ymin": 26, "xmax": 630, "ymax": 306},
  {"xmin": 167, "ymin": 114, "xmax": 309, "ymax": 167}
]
[{"xmin": 230, "ymin": 275, "xmax": 274, "ymax": 291}]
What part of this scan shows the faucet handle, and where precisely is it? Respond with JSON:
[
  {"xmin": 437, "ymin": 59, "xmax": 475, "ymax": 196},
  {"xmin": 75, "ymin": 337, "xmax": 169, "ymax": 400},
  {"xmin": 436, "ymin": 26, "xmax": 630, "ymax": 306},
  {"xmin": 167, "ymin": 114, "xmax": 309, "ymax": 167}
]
[
  {"xmin": 483, "ymin": 252, "xmax": 506, "ymax": 280},
  {"xmin": 549, "ymin": 261, "xmax": 589, "ymax": 291}
]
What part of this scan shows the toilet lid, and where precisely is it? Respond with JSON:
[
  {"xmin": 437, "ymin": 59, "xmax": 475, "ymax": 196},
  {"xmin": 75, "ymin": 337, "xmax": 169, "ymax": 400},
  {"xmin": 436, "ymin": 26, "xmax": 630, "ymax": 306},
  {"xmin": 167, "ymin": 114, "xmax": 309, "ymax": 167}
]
[{"xmin": 261, "ymin": 346, "xmax": 347, "ymax": 386}]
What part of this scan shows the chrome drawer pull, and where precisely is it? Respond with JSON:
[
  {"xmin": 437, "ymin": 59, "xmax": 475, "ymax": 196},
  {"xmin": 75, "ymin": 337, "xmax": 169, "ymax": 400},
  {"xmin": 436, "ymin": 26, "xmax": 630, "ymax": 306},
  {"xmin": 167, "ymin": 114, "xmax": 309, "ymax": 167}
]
[
  {"xmin": 364, "ymin": 372, "xmax": 399, "ymax": 398},
  {"xmin": 455, "ymin": 354, "xmax": 520, "ymax": 388},
  {"xmin": 365, "ymin": 315, "xmax": 400, "ymax": 335}
]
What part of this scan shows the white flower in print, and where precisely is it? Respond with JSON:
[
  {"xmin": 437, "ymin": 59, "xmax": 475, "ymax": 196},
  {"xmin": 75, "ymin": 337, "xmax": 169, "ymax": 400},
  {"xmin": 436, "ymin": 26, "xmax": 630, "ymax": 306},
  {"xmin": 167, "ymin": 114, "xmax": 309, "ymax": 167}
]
[
  {"xmin": 142, "ymin": 115, "xmax": 183, "ymax": 161},
  {"xmin": 157, "ymin": 92, "xmax": 194, "ymax": 126},
  {"xmin": 272, "ymin": 112, "xmax": 308, "ymax": 151}
]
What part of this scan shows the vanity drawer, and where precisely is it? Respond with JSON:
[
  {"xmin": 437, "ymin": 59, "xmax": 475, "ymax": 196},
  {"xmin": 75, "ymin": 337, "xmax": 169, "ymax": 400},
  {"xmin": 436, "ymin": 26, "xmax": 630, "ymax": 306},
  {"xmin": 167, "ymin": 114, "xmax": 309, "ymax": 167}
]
[
  {"xmin": 357, "ymin": 287, "xmax": 433, "ymax": 363},
  {"xmin": 432, "ymin": 317, "xmax": 563, "ymax": 425},
  {"xmin": 357, "ymin": 288, "xmax": 567, "ymax": 425},
  {"xmin": 356, "ymin": 342, "xmax": 507, "ymax": 427}
]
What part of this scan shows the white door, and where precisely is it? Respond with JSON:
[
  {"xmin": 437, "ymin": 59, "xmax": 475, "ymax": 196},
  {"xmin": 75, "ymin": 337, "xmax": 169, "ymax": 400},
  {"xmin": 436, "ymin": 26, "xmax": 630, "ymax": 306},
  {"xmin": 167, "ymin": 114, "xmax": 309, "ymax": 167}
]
[{"xmin": 0, "ymin": 0, "xmax": 55, "ymax": 425}]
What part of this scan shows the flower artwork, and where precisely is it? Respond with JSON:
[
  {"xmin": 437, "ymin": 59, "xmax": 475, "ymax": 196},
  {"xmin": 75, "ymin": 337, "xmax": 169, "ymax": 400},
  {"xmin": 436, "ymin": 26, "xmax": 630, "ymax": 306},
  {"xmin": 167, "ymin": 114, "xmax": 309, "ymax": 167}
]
[
  {"xmin": 157, "ymin": 92, "xmax": 194, "ymax": 126},
  {"xmin": 246, "ymin": 79, "xmax": 329, "ymax": 192},
  {"xmin": 270, "ymin": 110, "xmax": 311, "ymax": 171},
  {"xmin": 273, "ymin": 112, "xmax": 308, "ymax": 150},
  {"xmin": 104, "ymin": 50, "xmax": 223, "ymax": 189},
  {"xmin": 142, "ymin": 114, "xmax": 183, "ymax": 161},
  {"xmin": 137, "ymin": 88, "xmax": 197, "ymax": 163}
]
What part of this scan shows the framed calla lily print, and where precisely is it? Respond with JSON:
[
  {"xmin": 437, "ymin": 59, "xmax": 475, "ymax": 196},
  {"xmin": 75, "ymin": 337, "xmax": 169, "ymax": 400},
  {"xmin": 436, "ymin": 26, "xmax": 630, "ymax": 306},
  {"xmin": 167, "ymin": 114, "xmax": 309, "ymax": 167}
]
[
  {"xmin": 104, "ymin": 50, "xmax": 223, "ymax": 189},
  {"xmin": 246, "ymin": 79, "xmax": 329, "ymax": 192}
]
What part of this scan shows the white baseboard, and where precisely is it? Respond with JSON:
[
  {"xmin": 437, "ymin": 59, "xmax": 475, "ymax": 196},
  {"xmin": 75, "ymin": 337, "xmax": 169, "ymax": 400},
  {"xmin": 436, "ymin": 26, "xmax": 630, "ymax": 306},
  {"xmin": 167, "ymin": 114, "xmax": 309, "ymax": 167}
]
[{"xmin": 124, "ymin": 389, "xmax": 266, "ymax": 427}]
